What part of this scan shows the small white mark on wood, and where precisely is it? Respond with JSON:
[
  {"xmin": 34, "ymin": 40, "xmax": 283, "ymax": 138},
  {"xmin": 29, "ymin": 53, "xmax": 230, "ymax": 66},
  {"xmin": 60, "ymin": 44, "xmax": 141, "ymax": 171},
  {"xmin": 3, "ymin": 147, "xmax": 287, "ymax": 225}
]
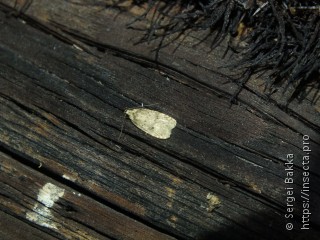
[
  {"xmin": 236, "ymin": 156, "xmax": 263, "ymax": 168},
  {"xmin": 26, "ymin": 183, "xmax": 65, "ymax": 229},
  {"xmin": 72, "ymin": 44, "xmax": 83, "ymax": 51},
  {"xmin": 62, "ymin": 174, "xmax": 76, "ymax": 182},
  {"xmin": 63, "ymin": 174, "xmax": 71, "ymax": 180},
  {"xmin": 72, "ymin": 191, "xmax": 81, "ymax": 197},
  {"xmin": 125, "ymin": 108, "xmax": 177, "ymax": 139}
]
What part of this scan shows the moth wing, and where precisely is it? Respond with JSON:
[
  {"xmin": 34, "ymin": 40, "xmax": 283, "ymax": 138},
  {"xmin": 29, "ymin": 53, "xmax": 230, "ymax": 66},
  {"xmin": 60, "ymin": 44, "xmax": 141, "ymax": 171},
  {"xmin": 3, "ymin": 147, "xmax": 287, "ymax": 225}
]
[{"xmin": 125, "ymin": 109, "xmax": 176, "ymax": 139}]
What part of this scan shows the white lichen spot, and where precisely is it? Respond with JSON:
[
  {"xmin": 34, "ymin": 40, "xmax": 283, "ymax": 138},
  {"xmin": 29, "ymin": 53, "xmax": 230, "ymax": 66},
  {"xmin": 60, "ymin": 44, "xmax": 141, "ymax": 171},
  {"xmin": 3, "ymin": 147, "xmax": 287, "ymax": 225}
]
[
  {"xmin": 26, "ymin": 183, "xmax": 65, "ymax": 229},
  {"xmin": 26, "ymin": 206, "xmax": 56, "ymax": 229},
  {"xmin": 38, "ymin": 183, "xmax": 65, "ymax": 207},
  {"xmin": 125, "ymin": 108, "xmax": 177, "ymax": 139},
  {"xmin": 206, "ymin": 193, "xmax": 221, "ymax": 212}
]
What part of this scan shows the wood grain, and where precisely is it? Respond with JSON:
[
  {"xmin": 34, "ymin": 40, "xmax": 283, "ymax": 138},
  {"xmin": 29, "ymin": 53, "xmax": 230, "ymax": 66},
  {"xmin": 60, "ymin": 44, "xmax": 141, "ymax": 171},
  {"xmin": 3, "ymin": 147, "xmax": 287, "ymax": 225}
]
[{"xmin": 0, "ymin": 1, "xmax": 319, "ymax": 239}]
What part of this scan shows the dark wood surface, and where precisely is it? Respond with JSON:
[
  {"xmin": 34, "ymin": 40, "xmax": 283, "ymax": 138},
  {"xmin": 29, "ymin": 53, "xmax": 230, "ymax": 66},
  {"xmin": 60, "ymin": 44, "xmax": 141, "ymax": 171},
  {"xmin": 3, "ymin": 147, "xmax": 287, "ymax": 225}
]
[{"xmin": 0, "ymin": 1, "xmax": 320, "ymax": 239}]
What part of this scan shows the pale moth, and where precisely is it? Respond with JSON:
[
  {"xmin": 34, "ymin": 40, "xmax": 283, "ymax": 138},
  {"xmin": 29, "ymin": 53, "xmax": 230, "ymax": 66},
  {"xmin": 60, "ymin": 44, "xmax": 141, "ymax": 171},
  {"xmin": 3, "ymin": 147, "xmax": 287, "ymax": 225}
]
[{"xmin": 125, "ymin": 108, "xmax": 177, "ymax": 139}]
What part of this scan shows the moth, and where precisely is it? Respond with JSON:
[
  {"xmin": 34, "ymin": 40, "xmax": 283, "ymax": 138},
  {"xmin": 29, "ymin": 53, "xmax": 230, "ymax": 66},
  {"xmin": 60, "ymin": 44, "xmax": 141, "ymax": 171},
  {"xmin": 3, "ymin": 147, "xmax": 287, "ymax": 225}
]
[{"xmin": 125, "ymin": 108, "xmax": 177, "ymax": 139}]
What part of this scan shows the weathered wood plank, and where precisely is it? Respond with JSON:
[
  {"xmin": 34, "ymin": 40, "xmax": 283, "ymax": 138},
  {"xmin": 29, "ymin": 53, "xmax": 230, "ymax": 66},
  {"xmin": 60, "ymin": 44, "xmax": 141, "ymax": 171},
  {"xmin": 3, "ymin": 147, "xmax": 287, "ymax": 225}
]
[
  {"xmin": 0, "ymin": 210, "xmax": 57, "ymax": 240},
  {"xmin": 0, "ymin": 151, "xmax": 176, "ymax": 240},
  {"xmin": 0, "ymin": 1, "xmax": 319, "ymax": 240},
  {"xmin": 1, "ymin": 0, "xmax": 319, "ymax": 128}
]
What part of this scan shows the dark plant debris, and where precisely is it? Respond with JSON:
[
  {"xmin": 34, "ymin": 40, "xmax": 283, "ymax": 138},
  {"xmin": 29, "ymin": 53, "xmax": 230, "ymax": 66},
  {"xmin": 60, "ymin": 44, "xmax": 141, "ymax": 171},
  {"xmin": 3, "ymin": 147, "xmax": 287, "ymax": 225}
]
[{"xmin": 110, "ymin": 0, "xmax": 320, "ymax": 103}]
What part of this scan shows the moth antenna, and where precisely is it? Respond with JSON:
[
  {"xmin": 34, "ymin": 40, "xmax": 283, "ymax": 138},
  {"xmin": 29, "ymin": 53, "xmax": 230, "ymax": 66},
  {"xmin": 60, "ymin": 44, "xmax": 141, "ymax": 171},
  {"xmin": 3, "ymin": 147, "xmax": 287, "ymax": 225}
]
[
  {"xmin": 140, "ymin": 103, "xmax": 159, "ymax": 108},
  {"xmin": 117, "ymin": 110, "xmax": 128, "ymax": 141}
]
